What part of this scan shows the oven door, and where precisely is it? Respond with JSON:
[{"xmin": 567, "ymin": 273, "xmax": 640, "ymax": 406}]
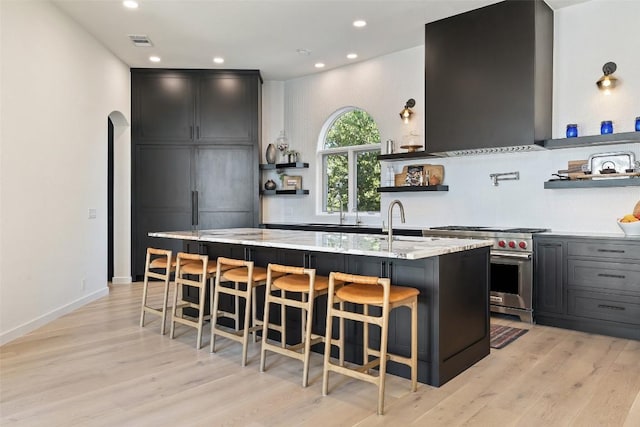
[{"xmin": 489, "ymin": 251, "xmax": 532, "ymax": 311}]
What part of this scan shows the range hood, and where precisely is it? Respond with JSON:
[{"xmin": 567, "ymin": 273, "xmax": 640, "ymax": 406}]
[{"xmin": 424, "ymin": 0, "xmax": 553, "ymax": 156}]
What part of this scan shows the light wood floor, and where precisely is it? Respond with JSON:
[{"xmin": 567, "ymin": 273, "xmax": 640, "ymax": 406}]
[{"xmin": 1, "ymin": 282, "xmax": 639, "ymax": 426}]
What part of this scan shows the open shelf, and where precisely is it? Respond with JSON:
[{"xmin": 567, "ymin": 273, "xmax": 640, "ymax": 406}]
[
  {"xmin": 377, "ymin": 152, "xmax": 441, "ymax": 161},
  {"xmin": 259, "ymin": 162, "xmax": 309, "ymax": 170},
  {"xmin": 543, "ymin": 131, "xmax": 640, "ymax": 149},
  {"xmin": 260, "ymin": 189, "xmax": 309, "ymax": 196},
  {"xmin": 377, "ymin": 185, "xmax": 449, "ymax": 193},
  {"xmin": 544, "ymin": 178, "xmax": 640, "ymax": 189}
]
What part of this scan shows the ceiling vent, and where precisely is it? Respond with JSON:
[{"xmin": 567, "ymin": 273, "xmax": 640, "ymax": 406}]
[{"xmin": 128, "ymin": 35, "xmax": 153, "ymax": 47}]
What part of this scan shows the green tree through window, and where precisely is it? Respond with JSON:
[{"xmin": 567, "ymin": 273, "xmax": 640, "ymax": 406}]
[{"xmin": 321, "ymin": 109, "xmax": 381, "ymax": 213}]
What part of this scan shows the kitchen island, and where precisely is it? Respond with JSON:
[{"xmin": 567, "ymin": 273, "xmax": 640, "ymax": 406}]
[{"xmin": 149, "ymin": 228, "xmax": 492, "ymax": 387}]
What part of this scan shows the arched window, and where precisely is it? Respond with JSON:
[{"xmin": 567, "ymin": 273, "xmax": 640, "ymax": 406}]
[{"xmin": 318, "ymin": 108, "xmax": 381, "ymax": 214}]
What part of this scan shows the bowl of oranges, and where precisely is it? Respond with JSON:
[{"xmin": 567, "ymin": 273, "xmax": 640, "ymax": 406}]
[{"xmin": 618, "ymin": 201, "xmax": 640, "ymax": 236}]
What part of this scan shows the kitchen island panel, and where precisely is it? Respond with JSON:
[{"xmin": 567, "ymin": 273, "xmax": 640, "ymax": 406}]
[{"xmin": 153, "ymin": 229, "xmax": 491, "ymax": 387}]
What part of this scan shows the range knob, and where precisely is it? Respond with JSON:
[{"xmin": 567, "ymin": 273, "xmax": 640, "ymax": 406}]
[
  {"xmin": 508, "ymin": 241, "xmax": 516, "ymax": 249},
  {"xmin": 519, "ymin": 241, "xmax": 527, "ymax": 249},
  {"xmin": 498, "ymin": 240, "xmax": 506, "ymax": 248}
]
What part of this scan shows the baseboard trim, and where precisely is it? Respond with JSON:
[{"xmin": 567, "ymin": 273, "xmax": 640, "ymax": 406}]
[
  {"xmin": 111, "ymin": 276, "xmax": 132, "ymax": 285},
  {"xmin": 0, "ymin": 287, "xmax": 110, "ymax": 346}
]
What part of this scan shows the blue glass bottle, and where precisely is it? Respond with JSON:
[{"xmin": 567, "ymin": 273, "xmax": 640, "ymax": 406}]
[
  {"xmin": 600, "ymin": 120, "xmax": 613, "ymax": 135},
  {"xmin": 566, "ymin": 124, "xmax": 578, "ymax": 138},
  {"xmin": 635, "ymin": 117, "xmax": 640, "ymax": 132}
]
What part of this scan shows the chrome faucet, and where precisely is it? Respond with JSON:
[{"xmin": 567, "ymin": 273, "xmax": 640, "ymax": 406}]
[
  {"xmin": 353, "ymin": 207, "xmax": 361, "ymax": 226},
  {"xmin": 387, "ymin": 199, "xmax": 405, "ymax": 251},
  {"xmin": 337, "ymin": 194, "xmax": 345, "ymax": 225}
]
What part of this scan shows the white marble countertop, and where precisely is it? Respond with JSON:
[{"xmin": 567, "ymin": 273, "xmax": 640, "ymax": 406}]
[{"xmin": 149, "ymin": 228, "xmax": 493, "ymax": 260}]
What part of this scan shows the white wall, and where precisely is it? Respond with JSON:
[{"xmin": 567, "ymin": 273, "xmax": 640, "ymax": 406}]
[
  {"xmin": 262, "ymin": 0, "xmax": 640, "ymax": 233},
  {"xmin": 0, "ymin": 0, "xmax": 131, "ymax": 344}
]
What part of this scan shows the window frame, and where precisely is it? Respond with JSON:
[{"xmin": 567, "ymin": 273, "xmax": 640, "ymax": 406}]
[{"xmin": 316, "ymin": 107, "xmax": 381, "ymax": 216}]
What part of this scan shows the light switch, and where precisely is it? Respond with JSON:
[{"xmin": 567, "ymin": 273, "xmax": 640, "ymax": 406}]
[{"xmin": 88, "ymin": 208, "xmax": 97, "ymax": 219}]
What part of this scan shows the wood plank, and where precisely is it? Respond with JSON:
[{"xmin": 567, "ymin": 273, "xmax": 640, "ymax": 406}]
[{"xmin": 1, "ymin": 283, "xmax": 639, "ymax": 425}]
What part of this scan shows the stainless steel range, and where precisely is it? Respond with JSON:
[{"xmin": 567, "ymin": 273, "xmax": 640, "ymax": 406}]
[{"xmin": 423, "ymin": 226, "xmax": 549, "ymax": 323}]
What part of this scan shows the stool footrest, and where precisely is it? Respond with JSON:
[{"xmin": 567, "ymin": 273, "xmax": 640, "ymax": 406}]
[
  {"xmin": 330, "ymin": 308, "xmax": 384, "ymax": 326},
  {"xmin": 146, "ymin": 271, "xmax": 170, "ymax": 281}
]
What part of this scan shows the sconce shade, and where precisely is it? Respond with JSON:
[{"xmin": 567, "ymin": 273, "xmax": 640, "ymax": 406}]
[
  {"xmin": 399, "ymin": 98, "xmax": 415, "ymax": 124},
  {"xmin": 596, "ymin": 62, "xmax": 618, "ymax": 90}
]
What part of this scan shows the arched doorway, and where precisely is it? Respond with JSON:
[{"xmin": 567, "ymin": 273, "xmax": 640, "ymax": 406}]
[{"xmin": 107, "ymin": 110, "xmax": 130, "ymax": 283}]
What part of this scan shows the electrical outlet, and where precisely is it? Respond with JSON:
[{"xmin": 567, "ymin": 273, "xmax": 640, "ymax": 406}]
[{"xmin": 88, "ymin": 208, "xmax": 97, "ymax": 219}]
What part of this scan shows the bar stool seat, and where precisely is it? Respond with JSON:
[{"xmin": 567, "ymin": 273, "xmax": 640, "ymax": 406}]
[
  {"xmin": 140, "ymin": 248, "xmax": 176, "ymax": 335},
  {"xmin": 210, "ymin": 258, "xmax": 285, "ymax": 366},
  {"xmin": 322, "ymin": 272, "xmax": 419, "ymax": 415},
  {"xmin": 259, "ymin": 265, "xmax": 344, "ymax": 387},
  {"xmin": 169, "ymin": 252, "xmax": 215, "ymax": 349}
]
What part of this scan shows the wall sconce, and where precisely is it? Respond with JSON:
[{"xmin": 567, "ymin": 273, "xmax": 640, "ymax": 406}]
[
  {"xmin": 399, "ymin": 98, "xmax": 415, "ymax": 124},
  {"xmin": 596, "ymin": 62, "xmax": 619, "ymax": 93}
]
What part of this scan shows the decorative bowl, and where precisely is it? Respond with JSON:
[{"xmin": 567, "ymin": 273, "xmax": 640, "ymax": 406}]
[{"xmin": 617, "ymin": 219, "xmax": 640, "ymax": 236}]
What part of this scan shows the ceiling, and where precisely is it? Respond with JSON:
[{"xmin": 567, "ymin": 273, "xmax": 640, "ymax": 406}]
[{"xmin": 52, "ymin": 0, "xmax": 590, "ymax": 81}]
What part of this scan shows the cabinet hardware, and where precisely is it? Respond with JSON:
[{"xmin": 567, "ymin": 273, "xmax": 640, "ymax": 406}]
[
  {"xmin": 597, "ymin": 249, "xmax": 625, "ymax": 253},
  {"xmin": 597, "ymin": 304, "xmax": 625, "ymax": 311},
  {"xmin": 194, "ymin": 191, "xmax": 199, "ymax": 226},
  {"xmin": 191, "ymin": 191, "xmax": 196, "ymax": 226},
  {"xmin": 597, "ymin": 273, "xmax": 626, "ymax": 279},
  {"xmin": 190, "ymin": 126, "xmax": 193, "ymax": 139},
  {"xmin": 196, "ymin": 126, "xmax": 200, "ymax": 139}
]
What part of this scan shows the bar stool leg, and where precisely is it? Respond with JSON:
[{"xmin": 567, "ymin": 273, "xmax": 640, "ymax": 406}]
[
  {"xmin": 411, "ymin": 299, "xmax": 418, "ymax": 391},
  {"xmin": 196, "ymin": 282, "xmax": 207, "ymax": 349},
  {"xmin": 241, "ymin": 281, "xmax": 253, "ymax": 367},
  {"xmin": 322, "ymin": 287, "xmax": 335, "ymax": 396},
  {"xmin": 302, "ymin": 290, "xmax": 315, "ymax": 388},
  {"xmin": 210, "ymin": 275, "xmax": 222, "ymax": 353},
  {"xmin": 139, "ymin": 251, "xmax": 152, "ymax": 329}
]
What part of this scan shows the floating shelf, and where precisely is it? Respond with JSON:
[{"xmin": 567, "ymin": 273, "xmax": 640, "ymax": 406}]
[
  {"xmin": 259, "ymin": 162, "xmax": 309, "ymax": 170},
  {"xmin": 544, "ymin": 178, "xmax": 640, "ymax": 189},
  {"xmin": 543, "ymin": 131, "xmax": 640, "ymax": 150},
  {"xmin": 377, "ymin": 152, "xmax": 441, "ymax": 161},
  {"xmin": 377, "ymin": 185, "xmax": 449, "ymax": 193},
  {"xmin": 260, "ymin": 189, "xmax": 309, "ymax": 195}
]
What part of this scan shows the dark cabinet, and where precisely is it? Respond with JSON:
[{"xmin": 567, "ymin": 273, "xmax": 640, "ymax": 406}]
[
  {"xmin": 533, "ymin": 235, "xmax": 640, "ymax": 340},
  {"xmin": 132, "ymin": 69, "xmax": 261, "ymax": 279},
  {"xmin": 534, "ymin": 238, "xmax": 565, "ymax": 315},
  {"xmin": 424, "ymin": 0, "xmax": 553, "ymax": 153},
  {"xmin": 132, "ymin": 69, "xmax": 260, "ymax": 144}
]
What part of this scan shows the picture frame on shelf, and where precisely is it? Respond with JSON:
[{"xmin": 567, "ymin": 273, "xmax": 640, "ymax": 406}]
[{"xmin": 283, "ymin": 175, "xmax": 302, "ymax": 190}]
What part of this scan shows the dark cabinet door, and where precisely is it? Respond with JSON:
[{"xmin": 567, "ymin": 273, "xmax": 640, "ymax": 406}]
[
  {"xmin": 133, "ymin": 145, "xmax": 194, "ymax": 278},
  {"xmin": 194, "ymin": 145, "xmax": 258, "ymax": 229},
  {"xmin": 534, "ymin": 239, "xmax": 565, "ymax": 315},
  {"xmin": 133, "ymin": 71, "xmax": 195, "ymax": 142},
  {"xmin": 196, "ymin": 74, "xmax": 258, "ymax": 143},
  {"xmin": 425, "ymin": 0, "xmax": 552, "ymax": 153}
]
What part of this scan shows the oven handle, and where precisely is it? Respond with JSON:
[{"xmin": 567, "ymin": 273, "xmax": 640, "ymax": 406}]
[{"xmin": 491, "ymin": 251, "xmax": 531, "ymax": 260}]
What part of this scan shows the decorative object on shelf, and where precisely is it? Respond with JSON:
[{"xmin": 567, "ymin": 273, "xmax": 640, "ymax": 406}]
[
  {"xmin": 636, "ymin": 116, "xmax": 640, "ymax": 132},
  {"xmin": 596, "ymin": 62, "xmax": 619, "ymax": 92},
  {"xmin": 600, "ymin": 120, "xmax": 613, "ymax": 135},
  {"xmin": 265, "ymin": 143, "xmax": 277, "ymax": 164},
  {"xmin": 282, "ymin": 175, "xmax": 302, "ymax": 190},
  {"xmin": 386, "ymin": 139, "xmax": 395, "ymax": 154},
  {"xmin": 400, "ymin": 130, "xmax": 422, "ymax": 152},
  {"xmin": 566, "ymin": 124, "xmax": 578, "ymax": 138},
  {"xmin": 276, "ymin": 130, "xmax": 289, "ymax": 160},
  {"xmin": 399, "ymin": 98, "xmax": 415, "ymax": 124},
  {"xmin": 264, "ymin": 179, "xmax": 277, "ymax": 190},
  {"xmin": 285, "ymin": 150, "xmax": 299, "ymax": 163},
  {"xmin": 385, "ymin": 165, "xmax": 395, "ymax": 187},
  {"xmin": 393, "ymin": 164, "xmax": 444, "ymax": 187}
]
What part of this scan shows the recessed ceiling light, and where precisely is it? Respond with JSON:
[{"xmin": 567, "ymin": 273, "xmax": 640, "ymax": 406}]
[
  {"xmin": 149, "ymin": 55, "xmax": 161, "ymax": 63},
  {"xmin": 347, "ymin": 53, "xmax": 358, "ymax": 59},
  {"xmin": 123, "ymin": 0, "xmax": 139, "ymax": 9},
  {"xmin": 315, "ymin": 62, "xmax": 325, "ymax": 68},
  {"xmin": 213, "ymin": 57, "xmax": 224, "ymax": 64},
  {"xmin": 353, "ymin": 20, "xmax": 367, "ymax": 28}
]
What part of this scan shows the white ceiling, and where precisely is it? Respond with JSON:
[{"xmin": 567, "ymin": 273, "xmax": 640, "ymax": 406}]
[{"xmin": 52, "ymin": 0, "xmax": 590, "ymax": 81}]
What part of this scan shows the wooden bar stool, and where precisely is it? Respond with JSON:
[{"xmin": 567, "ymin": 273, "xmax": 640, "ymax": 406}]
[
  {"xmin": 140, "ymin": 247, "xmax": 178, "ymax": 335},
  {"xmin": 259, "ymin": 264, "xmax": 344, "ymax": 387},
  {"xmin": 210, "ymin": 257, "xmax": 285, "ymax": 366},
  {"xmin": 169, "ymin": 252, "xmax": 213, "ymax": 349},
  {"xmin": 322, "ymin": 272, "xmax": 419, "ymax": 415}
]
